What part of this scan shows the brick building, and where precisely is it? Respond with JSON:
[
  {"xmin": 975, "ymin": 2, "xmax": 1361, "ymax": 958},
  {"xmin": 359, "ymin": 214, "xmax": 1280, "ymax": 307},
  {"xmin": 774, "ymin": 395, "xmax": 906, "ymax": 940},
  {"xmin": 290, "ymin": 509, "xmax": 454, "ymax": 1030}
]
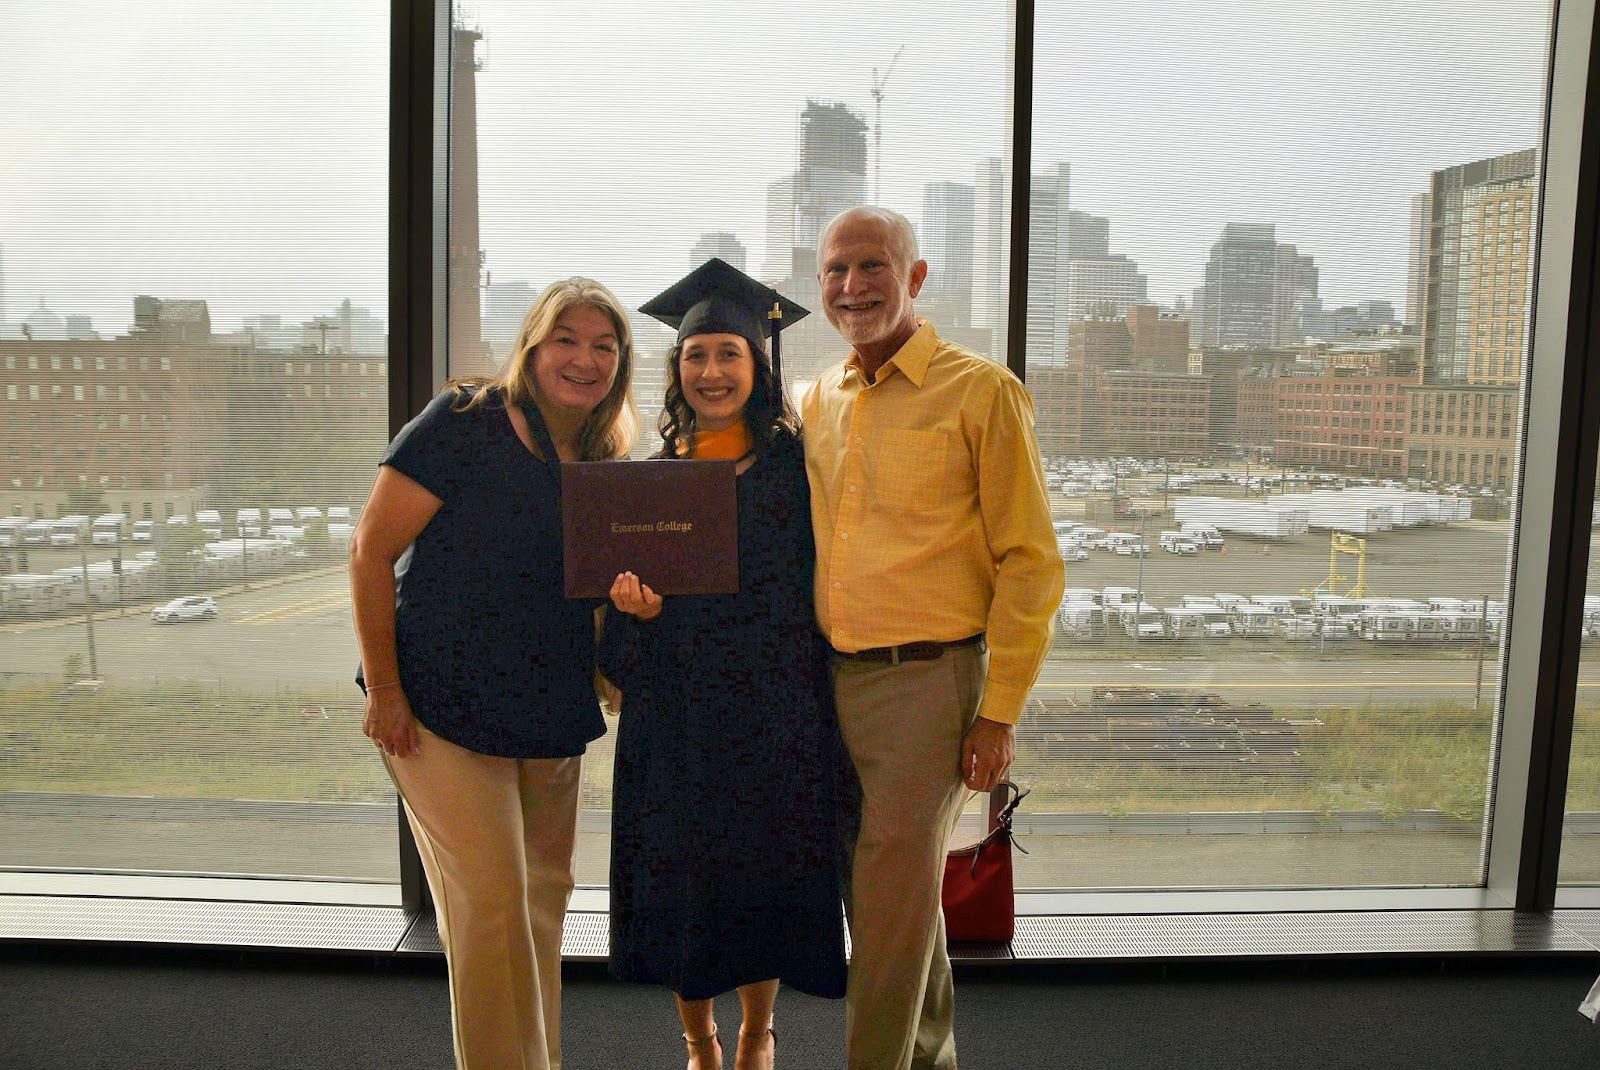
[
  {"xmin": 1, "ymin": 297, "xmax": 386, "ymax": 521},
  {"xmin": 1404, "ymin": 383, "xmax": 1520, "ymax": 491},
  {"xmin": 1125, "ymin": 304, "xmax": 1191, "ymax": 374}
]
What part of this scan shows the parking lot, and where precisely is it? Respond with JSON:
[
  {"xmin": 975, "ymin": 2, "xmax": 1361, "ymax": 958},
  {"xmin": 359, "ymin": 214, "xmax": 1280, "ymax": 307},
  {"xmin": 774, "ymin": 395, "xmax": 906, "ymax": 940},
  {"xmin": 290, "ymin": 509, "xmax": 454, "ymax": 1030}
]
[{"xmin": 1052, "ymin": 509, "xmax": 1511, "ymax": 602}]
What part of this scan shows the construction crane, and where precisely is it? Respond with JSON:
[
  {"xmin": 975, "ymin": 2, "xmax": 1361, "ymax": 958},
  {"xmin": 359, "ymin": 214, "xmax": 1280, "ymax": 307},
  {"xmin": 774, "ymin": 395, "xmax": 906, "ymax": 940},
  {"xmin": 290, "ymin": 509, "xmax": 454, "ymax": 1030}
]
[{"xmin": 871, "ymin": 46, "xmax": 906, "ymax": 204}]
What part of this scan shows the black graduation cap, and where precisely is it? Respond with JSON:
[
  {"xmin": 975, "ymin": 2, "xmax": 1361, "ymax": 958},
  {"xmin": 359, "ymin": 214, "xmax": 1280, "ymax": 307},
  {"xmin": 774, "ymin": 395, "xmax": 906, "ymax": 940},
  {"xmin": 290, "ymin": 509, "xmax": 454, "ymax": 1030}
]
[{"xmin": 639, "ymin": 257, "xmax": 810, "ymax": 381}]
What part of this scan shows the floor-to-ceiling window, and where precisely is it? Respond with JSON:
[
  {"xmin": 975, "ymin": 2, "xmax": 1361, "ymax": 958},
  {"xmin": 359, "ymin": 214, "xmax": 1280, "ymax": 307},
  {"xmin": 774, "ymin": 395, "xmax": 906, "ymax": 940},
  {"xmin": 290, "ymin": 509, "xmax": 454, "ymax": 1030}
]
[
  {"xmin": 7, "ymin": 0, "xmax": 1600, "ymax": 925},
  {"xmin": 0, "ymin": 2, "xmax": 396, "ymax": 892},
  {"xmin": 1016, "ymin": 0, "xmax": 1553, "ymax": 889}
]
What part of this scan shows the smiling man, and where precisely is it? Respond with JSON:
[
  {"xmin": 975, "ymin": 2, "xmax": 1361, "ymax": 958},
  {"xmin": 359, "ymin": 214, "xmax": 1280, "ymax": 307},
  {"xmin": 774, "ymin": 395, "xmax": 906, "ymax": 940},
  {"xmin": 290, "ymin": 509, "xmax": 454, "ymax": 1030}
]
[{"xmin": 802, "ymin": 206, "xmax": 1064, "ymax": 1070}]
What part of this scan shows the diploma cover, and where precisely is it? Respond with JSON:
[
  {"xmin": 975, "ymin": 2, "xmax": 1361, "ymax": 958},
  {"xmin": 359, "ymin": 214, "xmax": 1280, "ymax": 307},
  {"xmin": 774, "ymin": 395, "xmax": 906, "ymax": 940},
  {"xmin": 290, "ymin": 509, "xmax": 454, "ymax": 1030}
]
[{"xmin": 561, "ymin": 459, "xmax": 739, "ymax": 598}]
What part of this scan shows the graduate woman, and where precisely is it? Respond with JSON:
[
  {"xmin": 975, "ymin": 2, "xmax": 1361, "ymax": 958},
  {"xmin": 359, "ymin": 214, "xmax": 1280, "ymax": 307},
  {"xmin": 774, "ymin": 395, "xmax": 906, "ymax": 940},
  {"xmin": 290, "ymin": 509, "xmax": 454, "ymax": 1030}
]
[{"xmin": 600, "ymin": 259, "xmax": 847, "ymax": 1070}]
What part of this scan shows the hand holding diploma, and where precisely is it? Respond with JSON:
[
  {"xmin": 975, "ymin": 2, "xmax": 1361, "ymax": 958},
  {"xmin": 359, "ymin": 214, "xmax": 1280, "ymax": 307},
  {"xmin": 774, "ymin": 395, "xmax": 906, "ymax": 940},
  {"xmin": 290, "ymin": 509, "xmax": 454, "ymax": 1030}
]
[{"xmin": 610, "ymin": 570, "xmax": 663, "ymax": 621}]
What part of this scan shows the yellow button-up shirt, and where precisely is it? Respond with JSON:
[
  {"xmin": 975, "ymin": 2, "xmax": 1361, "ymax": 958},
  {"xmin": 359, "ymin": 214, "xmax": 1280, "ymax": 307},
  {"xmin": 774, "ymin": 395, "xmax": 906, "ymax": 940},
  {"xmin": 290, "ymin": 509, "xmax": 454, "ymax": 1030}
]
[{"xmin": 802, "ymin": 322, "xmax": 1064, "ymax": 725}]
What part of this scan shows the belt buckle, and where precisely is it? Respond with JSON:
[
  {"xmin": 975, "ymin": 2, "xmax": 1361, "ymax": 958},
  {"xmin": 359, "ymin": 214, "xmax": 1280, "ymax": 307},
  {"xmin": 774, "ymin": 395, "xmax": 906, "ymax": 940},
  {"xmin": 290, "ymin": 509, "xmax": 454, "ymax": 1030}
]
[{"xmin": 889, "ymin": 644, "xmax": 901, "ymax": 667}]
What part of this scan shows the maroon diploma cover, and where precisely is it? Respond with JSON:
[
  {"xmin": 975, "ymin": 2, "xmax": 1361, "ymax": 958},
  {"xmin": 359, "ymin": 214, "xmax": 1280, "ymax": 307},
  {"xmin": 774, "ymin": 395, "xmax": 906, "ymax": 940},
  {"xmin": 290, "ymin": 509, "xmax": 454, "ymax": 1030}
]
[{"xmin": 561, "ymin": 459, "xmax": 739, "ymax": 598}]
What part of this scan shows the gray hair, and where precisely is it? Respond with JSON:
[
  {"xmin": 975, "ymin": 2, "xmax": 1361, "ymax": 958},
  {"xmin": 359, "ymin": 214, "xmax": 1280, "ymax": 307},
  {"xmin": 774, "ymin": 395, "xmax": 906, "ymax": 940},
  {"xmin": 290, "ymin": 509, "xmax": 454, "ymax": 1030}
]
[{"xmin": 816, "ymin": 205, "xmax": 921, "ymax": 272}]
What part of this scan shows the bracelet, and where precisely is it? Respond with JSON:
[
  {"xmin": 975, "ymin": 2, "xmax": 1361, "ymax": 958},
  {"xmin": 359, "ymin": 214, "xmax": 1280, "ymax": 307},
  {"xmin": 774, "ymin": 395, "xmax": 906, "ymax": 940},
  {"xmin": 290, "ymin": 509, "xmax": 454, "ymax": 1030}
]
[{"xmin": 365, "ymin": 680, "xmax": 401, "ymax": 692}]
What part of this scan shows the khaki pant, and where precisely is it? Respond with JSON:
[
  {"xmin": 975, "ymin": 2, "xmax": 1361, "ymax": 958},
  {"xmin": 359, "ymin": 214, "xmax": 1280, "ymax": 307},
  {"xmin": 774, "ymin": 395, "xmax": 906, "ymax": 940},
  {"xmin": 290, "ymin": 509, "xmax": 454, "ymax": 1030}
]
[
  {"xmin": 387, "ymin": 723, "xmax": 581, "ymax": 1070},
  {"xmin": 834, "ymin": 644, "xmax": 986, "ymax": 1070}
]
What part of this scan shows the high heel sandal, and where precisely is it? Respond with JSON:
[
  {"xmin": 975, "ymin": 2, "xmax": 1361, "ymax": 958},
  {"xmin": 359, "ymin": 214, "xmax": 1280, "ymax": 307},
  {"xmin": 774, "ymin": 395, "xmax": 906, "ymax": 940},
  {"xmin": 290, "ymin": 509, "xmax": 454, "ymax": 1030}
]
[
  {"xmin": 735, "ymin": 1024, "xmax": 777, "ymax": 1070},
  {"xmin": 683, "ymin": 1024, "xmax": 722, "ymax": 1070}
]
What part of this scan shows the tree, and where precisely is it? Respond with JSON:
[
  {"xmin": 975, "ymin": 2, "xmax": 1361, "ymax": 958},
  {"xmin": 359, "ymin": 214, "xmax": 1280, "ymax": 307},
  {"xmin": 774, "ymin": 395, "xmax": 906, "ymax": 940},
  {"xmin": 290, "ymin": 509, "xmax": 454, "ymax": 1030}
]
[
  {"xmin": 155, "ymin": 522, "xmax": 210, "ymax": 587},
  {"xmin": 66, "ymin": 486, "xmax": 108, "ymax": 516}
]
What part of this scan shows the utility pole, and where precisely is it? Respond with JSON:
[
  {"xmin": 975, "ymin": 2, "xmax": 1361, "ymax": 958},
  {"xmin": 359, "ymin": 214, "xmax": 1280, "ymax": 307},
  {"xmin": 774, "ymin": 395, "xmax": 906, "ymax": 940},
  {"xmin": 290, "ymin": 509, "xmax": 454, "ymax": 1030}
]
[
  {"xmin": 1134, "ymin": 508, "xmax": 1148, "ymax": 643},
  {"xmin": 77, "ymin": 535, "xmax": 98, "ymax": 678},
  {"xmin": 870, "ymin": 46, "xmax": 905, "ymax": 204},
  {"xmin": 1474, "ymin": 595, "xmax": 1490, "ymax": 715}
]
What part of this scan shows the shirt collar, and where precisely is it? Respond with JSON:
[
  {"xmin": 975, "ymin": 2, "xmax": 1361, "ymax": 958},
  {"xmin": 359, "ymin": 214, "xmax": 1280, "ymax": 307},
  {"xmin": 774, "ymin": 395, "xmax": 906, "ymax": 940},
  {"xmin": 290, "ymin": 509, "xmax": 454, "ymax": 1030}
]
[{"xmin": 844, "ymin": 320, "xmax": 937, "ymax": 388}]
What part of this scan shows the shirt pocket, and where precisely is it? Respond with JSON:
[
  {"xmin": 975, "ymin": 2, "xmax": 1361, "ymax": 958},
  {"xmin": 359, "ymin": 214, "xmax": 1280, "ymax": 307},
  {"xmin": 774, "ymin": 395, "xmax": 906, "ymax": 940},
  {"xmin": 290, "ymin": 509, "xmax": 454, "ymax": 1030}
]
[{"xmin": 870, "ymin": 428, "xmax": 959, "ymax": 515}]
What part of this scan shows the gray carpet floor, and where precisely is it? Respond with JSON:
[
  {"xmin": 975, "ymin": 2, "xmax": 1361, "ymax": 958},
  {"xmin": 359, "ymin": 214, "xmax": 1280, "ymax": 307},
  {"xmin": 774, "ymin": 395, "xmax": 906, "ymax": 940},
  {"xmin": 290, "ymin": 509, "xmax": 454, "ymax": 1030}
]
[{"xmin": 2, "ymin": 947, "xmax": 1599, "ymax": 1068}]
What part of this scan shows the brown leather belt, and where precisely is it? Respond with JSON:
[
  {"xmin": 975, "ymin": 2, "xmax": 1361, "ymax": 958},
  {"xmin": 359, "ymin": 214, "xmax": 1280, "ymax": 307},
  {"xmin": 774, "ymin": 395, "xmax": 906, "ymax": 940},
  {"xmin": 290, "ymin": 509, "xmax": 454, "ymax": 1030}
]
[{"xmin": 833, "ymin": 633, "xmax": 986, "ymax": 665}]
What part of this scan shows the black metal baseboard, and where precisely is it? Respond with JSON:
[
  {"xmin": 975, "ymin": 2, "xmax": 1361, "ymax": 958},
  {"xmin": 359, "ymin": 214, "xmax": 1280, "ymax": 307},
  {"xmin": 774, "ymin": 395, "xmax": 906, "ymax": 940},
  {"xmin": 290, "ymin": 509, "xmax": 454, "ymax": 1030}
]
[{"xmin": 5, "ymin": 895, "xmax": 1600, "ymax": 963}]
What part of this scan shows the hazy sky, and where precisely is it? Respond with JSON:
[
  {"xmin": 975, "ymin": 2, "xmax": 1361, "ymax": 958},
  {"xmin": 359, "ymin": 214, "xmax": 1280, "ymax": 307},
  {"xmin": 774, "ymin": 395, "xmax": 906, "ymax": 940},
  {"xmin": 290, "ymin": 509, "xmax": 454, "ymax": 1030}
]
[{"xmin": 0, "ymin": 1, "xmax": 1554, "ymax": 335}]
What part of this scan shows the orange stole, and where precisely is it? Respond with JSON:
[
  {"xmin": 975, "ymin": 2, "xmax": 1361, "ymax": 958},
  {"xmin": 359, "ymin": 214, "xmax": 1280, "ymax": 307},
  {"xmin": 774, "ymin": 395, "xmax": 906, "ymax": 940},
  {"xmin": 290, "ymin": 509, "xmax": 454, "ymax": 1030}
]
[{"xmin": 687, "ymin": 421, "xmax": 753, "ymax": 460}]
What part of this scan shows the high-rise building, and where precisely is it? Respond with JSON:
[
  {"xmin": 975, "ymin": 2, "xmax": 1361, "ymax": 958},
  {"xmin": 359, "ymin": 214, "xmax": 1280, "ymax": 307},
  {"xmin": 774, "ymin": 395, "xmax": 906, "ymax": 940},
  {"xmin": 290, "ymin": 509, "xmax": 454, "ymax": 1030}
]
[
  {"xmin": 1026, "ymin": 164, "xmax": 1148, "ymax": 365},
  {"xmin": 762, "ymin": 100, "xmax": 870, "ymax": 383},
  {"xmin": 484, "ymin": 280, "xmax": 535, "ymax": 360},
  {"xmin": 1406, "ymin": 192, "xmax": 1431, "ymax": 332},
  {"xmin": 689, "ymin": 233, "xmax": 748, "ymax": 274},
  {"xmin": 764, "ymin": 100, "xmax": 868, "ymax": 283},
  {"xmin": 1193, "ymin": 224, "xmax": 1318, "ymax": 348},
  {"xmin": 1063, "ymin": 241, "xmax": 1147, "ymax": 327},
  {"xmin": 1026, "ymin": 164, "xmax": 1071, "ymax": 365},
  {"xmin": 921, "ymin": 182, "xmax": 974, "ymax": 326},
  {"xmin": 1420, "ymin": 149, "xmax": 1536, "ymax": 386},
  {"xmin": 971, "ymin": 157, "xmax": 1007, "ymax": 346},
  {"xmin": 0, "ymin": 243, "xmax": 8, "ymax": 326},
  {"xmin": 1273, "ymin": 244, "xmax": 1319, "ymax": 345}
]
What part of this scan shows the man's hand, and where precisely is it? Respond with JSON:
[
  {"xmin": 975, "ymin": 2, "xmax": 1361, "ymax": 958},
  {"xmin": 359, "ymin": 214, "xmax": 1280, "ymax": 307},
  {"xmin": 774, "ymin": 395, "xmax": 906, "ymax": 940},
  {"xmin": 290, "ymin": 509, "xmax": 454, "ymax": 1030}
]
[{"xmin": 961, "ymin": 716, "xmax": 1015, "ymax": 792}]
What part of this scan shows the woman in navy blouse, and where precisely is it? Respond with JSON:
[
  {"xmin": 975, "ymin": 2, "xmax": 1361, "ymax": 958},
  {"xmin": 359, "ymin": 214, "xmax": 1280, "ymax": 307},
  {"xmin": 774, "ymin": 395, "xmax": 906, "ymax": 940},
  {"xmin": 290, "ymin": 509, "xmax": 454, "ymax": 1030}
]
[{"xmin": 350, "ymin": 277, "xmax": 636, "ymax": 1070}]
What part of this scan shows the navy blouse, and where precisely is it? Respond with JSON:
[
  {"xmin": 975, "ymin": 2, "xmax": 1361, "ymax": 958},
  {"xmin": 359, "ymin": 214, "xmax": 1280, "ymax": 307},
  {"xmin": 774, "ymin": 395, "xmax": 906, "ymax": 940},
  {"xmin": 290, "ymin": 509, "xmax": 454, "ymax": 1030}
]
[{"xmin": 377, "ymin": 388, "xmax": 605, "ymax": 758}]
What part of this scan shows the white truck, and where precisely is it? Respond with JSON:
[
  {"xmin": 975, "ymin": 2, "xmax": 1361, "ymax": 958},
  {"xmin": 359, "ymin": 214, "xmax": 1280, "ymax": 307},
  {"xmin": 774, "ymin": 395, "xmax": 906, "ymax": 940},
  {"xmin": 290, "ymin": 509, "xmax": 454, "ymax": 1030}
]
[
  {"xmin": 1159, "ymin": 531, "xmax": 1199, "ymax": 555},
  {"xmin": 91, "ymin": 514, "xmax": 128, "ymax": 545},
  {"xmin": 0, "ymin": 517, "xmax": 28, "ymax": 547},
  {"xmin": 1179, "ymin": 523, "xmax": 1224, "ymax": 548},
  {"xmin": 50, "ymin": 516, "xmax": 90, "ymax": 547}
]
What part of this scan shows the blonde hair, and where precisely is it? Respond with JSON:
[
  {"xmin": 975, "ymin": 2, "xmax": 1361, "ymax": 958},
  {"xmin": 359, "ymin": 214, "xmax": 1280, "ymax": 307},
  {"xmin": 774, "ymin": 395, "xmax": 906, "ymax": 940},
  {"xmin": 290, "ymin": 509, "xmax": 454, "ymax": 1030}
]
[{"xmin": 451, "ymin": 277, "xmax": 637, "ymax": 460}]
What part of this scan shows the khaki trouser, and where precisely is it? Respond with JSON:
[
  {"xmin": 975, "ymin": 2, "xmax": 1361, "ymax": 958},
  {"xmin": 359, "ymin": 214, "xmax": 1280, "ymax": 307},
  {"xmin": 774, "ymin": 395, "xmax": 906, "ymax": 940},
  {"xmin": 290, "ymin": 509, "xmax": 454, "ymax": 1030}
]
[
  {"xmin": 834, "ymin": 644, "xmax": 986, "ymax": 1070},
  {"xmin": 387, "ymin": 723, "xmax": 581, "ymax": 1070}
]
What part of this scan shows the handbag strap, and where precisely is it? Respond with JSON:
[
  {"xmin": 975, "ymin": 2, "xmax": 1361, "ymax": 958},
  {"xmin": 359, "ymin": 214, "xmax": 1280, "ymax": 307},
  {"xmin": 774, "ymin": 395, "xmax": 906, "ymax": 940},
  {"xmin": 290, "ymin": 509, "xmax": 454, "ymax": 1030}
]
[
  {"xmin": 987, "ymin": 779, "xmax": 1030, "ymax": 833},
  {"xmin": 961, "ymin": 780, "xmax": 1031, "ymax": 875}
]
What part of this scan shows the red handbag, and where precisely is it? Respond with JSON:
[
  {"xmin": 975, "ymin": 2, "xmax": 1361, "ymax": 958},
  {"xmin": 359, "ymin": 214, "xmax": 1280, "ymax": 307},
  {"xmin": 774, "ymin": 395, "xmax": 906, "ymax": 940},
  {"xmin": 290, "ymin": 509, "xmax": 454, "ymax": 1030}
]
[{"xmin": 942, "ymin": 781, "xmax": 1029, "ymax": 943}]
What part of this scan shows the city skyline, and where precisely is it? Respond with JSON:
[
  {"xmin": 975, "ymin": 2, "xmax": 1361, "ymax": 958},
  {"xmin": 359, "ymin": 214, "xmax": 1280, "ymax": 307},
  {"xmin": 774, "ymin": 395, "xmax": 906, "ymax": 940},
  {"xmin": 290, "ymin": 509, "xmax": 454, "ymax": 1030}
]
[{"xmin": 0, "ymin": 1, "xmax": 1551, "ymax": 336}]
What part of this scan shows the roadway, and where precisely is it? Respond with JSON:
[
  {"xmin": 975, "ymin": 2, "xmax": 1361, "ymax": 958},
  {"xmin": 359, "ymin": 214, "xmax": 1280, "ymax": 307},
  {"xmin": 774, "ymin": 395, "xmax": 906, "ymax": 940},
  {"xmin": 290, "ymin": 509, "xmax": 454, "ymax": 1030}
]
[
  {"xmin": 0, "ymin": 568, "xmax": 360, "ymax": 688},
  {"xmin": 0, "ymin": 566, "xmax": 1561, "ymax": 710}
]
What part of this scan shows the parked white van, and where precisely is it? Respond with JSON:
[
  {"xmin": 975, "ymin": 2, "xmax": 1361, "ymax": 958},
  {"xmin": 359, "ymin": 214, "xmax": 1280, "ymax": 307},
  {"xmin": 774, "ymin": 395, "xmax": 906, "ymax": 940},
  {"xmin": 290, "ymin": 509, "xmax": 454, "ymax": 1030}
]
[
  {"xmin": 1107, "ymin": 533, "xmax": 1151, "ymax": 556},
  {"xmin": 1101, "ymin": 586, "xmax": 1139, "ymax": 609},
  {"xmin": 1159, "ymin": 531, "xmax": 1198, "ymax": 555},
  {"xmin": 1075, "ymin": 527, "xmax": 1108, "ymax": 550},
  {"xmin": 50, "ymin": 516, "xmax": 90, "ymax": 547},
  {"xmin": 91, "ymin": 514, "xmax": 128, "ymax": 545},
  {"xmin": 1181, "ymin": 523, "xmax": 1224, "ymax": 548}
]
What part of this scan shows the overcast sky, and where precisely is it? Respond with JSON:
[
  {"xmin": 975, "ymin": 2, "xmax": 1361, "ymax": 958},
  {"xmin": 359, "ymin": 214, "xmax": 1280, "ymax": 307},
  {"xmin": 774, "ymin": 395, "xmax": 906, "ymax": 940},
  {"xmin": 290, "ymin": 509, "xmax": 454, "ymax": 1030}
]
[{"xmin": 0, "ymin": 1, "xmax": 1554, "ymax": 335}]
